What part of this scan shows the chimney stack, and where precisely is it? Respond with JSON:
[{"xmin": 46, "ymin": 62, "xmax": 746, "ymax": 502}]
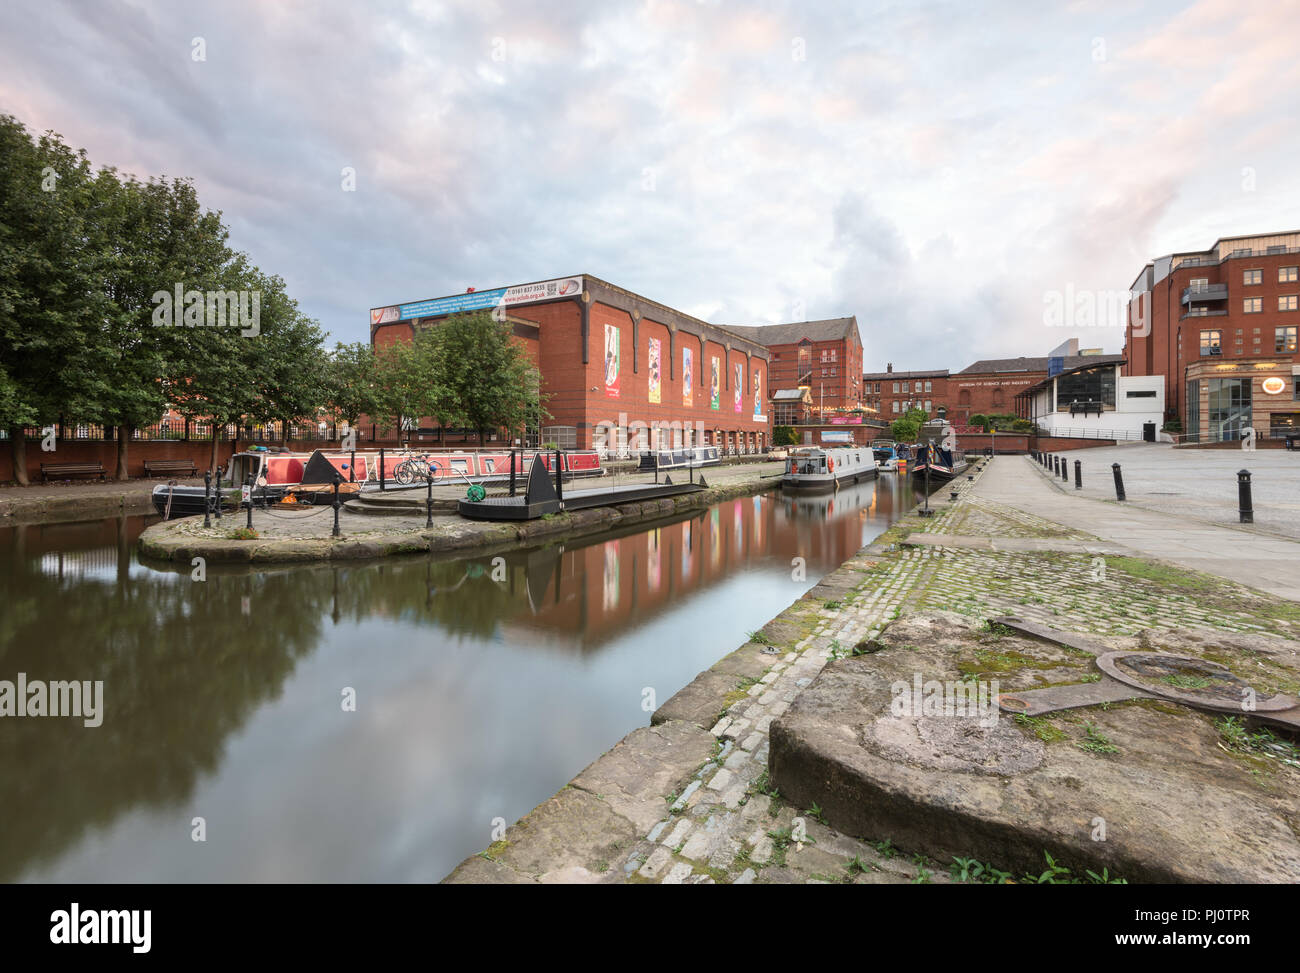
[{"xmin": 886, "ymin": 363, "xmax": 893, "ymax": 373}]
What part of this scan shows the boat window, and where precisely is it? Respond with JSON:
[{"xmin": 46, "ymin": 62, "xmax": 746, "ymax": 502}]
[
  {"xmin": 482, "ymin": 458, "xmax": 495, "ymax": 472},
  {"xmin": 451, "ymin": 459, "xmax": 470, "ymax": 474}
]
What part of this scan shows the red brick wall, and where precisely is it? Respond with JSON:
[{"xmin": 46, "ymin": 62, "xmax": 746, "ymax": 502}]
[
  {"xmin": 1, "ymin": 439, "xmax": 239, "ymax": 482},
  {"xmin": 951, "ymin": 370, "xmax": 1045, "ymax": 423}
]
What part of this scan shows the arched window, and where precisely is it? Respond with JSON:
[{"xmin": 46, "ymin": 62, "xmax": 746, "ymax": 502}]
[{"xmin": 958, "ymin": 389, "xmax": 971, "ymax": 405}]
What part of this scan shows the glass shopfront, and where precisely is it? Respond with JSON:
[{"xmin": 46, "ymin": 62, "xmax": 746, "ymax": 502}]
[
  {"xmin": 1207, "ymin": 377, "xmax": 1252, "ymax": 442},
  {"xmin": 1186, "ymin": 380, "xmax": 1199, "ymax": 439},
  {"xmin": 1055, "ymin": 365, "xmax": 1116, "ymax": 411}
]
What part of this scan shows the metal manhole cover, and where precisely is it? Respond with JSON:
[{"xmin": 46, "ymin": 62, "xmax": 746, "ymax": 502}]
[{"xmin": 1096, "ymin": 652, "xmax": 1294, "ymax": 713}]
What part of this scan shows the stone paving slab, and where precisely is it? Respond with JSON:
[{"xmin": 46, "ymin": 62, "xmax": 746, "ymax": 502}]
[{"xmin": 901, "ymin": 532, "xmax": 1126, "ymax": 554}]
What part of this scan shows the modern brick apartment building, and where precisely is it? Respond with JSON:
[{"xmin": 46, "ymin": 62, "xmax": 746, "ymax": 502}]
[
  {"xmin": 1125, "ymin": 230, "xmax": 1300, "ymax": 442},
  {"xmin": 860, "ymin": 365, "xmax": 950, "ymax": 423},
  {"xmin": 723, "ymin": 317, "xmax": 863, "ymax": 420},
  {"xmin": 370, "ymin": 275, "xmax": 772, "ymax": 455}
]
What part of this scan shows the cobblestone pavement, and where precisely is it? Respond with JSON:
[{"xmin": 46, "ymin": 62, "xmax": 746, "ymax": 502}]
[{"xmin": 584, "ymin": 458, "xmax": 1300, "ymax": 884}]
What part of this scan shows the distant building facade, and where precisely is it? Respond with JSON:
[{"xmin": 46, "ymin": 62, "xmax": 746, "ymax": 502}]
[
  {"xmin": 724, "ymin": 317, "xmax": 864, "ymax": 420},
  {"xmin": 1125, "ymin": 230, "xmax": 1300, "ymax": 442},
  {"xmin": 861, "ymin": 365, "xmax": 950, "ymax": 423}
]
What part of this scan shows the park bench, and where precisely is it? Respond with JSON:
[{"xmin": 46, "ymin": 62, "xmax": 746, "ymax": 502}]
[
  {"xmin": 40, "ymin": 461, "xmax": 107, "ymax": 482},
  {"xmin": 142, "ymin": 458, "xmax": 199, "ymax": 477}
]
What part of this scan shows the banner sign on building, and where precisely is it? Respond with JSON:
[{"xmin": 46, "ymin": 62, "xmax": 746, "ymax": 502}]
[
  {"xmin": 604, "ymin": 324, "xmax": 621, "ymax": 398},
  {"xmin": 753, "ymin": 371, "xmax": 763, "ymax": 420},
  {"xmin": 683, "ymin": 348, "xmax": 693, "ymax": 406},
  {"xmin": 734, "ymin": 364, "xmax": 743, "ymax": 412},
  {"xmin": 370, "ymin": 276, "xmax": 583, "ymax": 325},
  {"xmin": 820, "ymin": 430, "xmax": 852, "ymax": 443},
  {"xmin": 648, "ymin": 338, "xmax": 662, "ymax": 404},
  {"xmin": 710, "ymin": 357, "xmax": 720, "ymax": 410}
]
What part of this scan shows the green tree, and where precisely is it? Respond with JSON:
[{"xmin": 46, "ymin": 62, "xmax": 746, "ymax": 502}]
[
  {"xmin": 0, "ymin": 116, "xmax": 103, "ymax": 484},
  {"xmin": 890, "ymin": 407, "xmax": 929, "ymax": 443},
  {"xmin": 322, "ymin": 341, "xmax": 381, "ymax": 435},
  {"xmin": 435, "ymin": 312, "xmax": 546, "ymax": 446},
  {"xmin": 772, "ymin": 425, "xmax": 799, "ymax": 447}
]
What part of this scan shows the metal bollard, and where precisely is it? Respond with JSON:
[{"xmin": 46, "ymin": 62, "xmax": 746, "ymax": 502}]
[
  {"xmin": 203, "ymin": 469, "xmax": 212, "ymax": 527},
  {"xmin": 555, "ymin": 448, "xmax": 564, "ymax": 503},
  {"xmin": 332, "ymin": 476, "xmax": 342, "ymax": 537},
  {"xmin": 1238, "ymin": 469, "xmax": 1253, "ymax": 524},
  {"xmin": 1074, "ymin": 459, "xmax": 1082, "ymax": 490},
  {"xmin": 1061, "ymin": 457, "xmax": 1068, "ymax": 482},
  {"xmin": 509, "ymin": 449, "xmax": 517, "ymax": 497},
  {"xmin": 1052, "ymin": 455, "xmax": 1059, "ymax": 476},
  {"xmin": 426, "ymin": 471, "xmax": 434, "ymax": 528},
  {"xmin": 379, "ymin": 448, "xmax": 386, "ymax": 491},
  {"xmin": 1111, "ymin": 463, "xmax": 1126, "ymax": 502},
  {"xmin": 246, "ymin": 474, "xmax": 254, "ymax": 529}
]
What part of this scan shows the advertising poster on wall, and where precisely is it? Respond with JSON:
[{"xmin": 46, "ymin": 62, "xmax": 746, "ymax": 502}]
[
  {"xmin": 682, "ymin": 348, "xmax": 694, "ymax": 406},
  {"xmin": 604, "ymin": 324, "xmax": 620, "ymax": 398},
  {"xmin": 753, "ymin": 371, "xmax": 763, "ymax": 418},
  {"xmin": 648, "ymin": 337, "xmax": 661, "ymax": 404},
  {"xmin": 710, "ymin": 357, "xmax": 720, "ymax": 410},
  {"xmin": 734, "ymin": 363, "xmax": 743, "ymax": 412}
]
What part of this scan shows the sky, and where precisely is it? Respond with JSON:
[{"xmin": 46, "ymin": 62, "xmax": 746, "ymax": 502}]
[{"xmin": 2, "ymin": 0, "xmax": 1298, "ymax": 371}]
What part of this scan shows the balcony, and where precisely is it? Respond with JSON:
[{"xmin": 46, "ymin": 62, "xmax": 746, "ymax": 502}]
[
  {"xmin": 1180, "ymin": 308, "xmax": 1227, "ymax": 320},
  {"xmin": 1182, "ymin": 283, "xmax": 1227, "ymax": 304}
]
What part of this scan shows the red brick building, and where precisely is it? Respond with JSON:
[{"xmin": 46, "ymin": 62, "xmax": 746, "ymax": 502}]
[
  {"xmin": 861, "ymin": 366, "xmax": 950, "ymax": 423},
  {"xmin": 1125, "ymin": 230, "xmax": 1300, "ymax": 442},
  {"xmin": 723, "ymin": 318, "xmax": 863, "ymax": 420},
  {"xmin": 369, "ymin": 275, "xmax": 772, "ymax": 456}
]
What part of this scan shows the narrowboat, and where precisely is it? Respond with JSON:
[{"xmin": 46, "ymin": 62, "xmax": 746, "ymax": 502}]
[
  {"xmin": 150, "ymin": 447, "xmax": 605, "ymax": 519},
  {"xmin": 636, "ymin": 445, "xmax": 722, "ymax": 472},
  {"xmin": 910, "ymin": 443, "xmax": 968, "ymax": 482},
  {"xmin": 870, "ymin": 440, "xmax": 904, "ymax": 472},
  {"xmin": 781, "ymin": 446, "xmax": 877, "ymax": 493}
]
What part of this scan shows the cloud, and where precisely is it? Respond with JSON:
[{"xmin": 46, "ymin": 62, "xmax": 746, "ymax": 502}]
[{"xmin": 0, "ymin": 0, "xmax": 1297, "ymax": 371}]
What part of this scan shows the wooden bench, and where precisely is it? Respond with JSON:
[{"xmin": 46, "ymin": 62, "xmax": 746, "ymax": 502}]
[
  {"xmin": 40, "ymin": 462, "xmax": 107, "ymax": 482},
  {"xmin": 142, "ymin": 459, "xmax": 199, "ymax": 477}
]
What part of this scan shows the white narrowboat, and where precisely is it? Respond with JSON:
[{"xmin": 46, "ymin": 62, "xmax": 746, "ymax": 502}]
[{"xmin": 781, "ymin": 446, "xmax": 878, "ymax": 493}]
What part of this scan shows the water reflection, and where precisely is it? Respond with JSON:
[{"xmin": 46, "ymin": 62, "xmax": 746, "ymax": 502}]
[{"xmin": 0, "ymin": 475, "xmax": 919, "ymax": 882}]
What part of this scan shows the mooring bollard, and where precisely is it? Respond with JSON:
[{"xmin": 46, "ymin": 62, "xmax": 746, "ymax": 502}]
[
  {"xmin": 555, "ymin": 448, "xmax": 564, "ymax": 502},
  {"xmin": 332, "ymin": 476, "xmax": 342, "ymax": 537},
  {"xmin": 425, "ymin": 470, "xmax": 434, "ymax": 528},
  {"xmin": 1112, "ymin": 463, "xmax": 1126, "ymax": 502},
  {"xmin": 1074, "ymin": 459, "xmax": 1082, "ymax": 490},
  {"xmin": 1060, "ymin": 457, "xmax": 1068, "ymax": 482},
  {"xmin": 509, "ymin": 449, "xmax": 517, "ymax": 497},
  {"xmin": 379, "ymin": 448, "xmax": 386, "ymax": 492},
  {"xmin": 203, "ymin": 469, "xmax": 212, "ymax": 528},
  {"xmin": 1238, "ymin": 469, "xmax": 1253, "ymax": 524}
]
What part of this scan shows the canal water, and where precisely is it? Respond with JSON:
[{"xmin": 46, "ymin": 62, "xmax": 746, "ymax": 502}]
[{"xmin": 0, "ymin": 474, "xmax": 921, "ymax": 882}]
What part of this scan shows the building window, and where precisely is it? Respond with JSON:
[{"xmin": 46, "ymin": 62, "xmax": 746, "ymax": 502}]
[
  {"xmin": 1055, "ymin": 365, "xmax": 1116, "ymax": 411},
  {"xmin": 1199, "ymin": 330, "xmax": 1222, "ymax": 356},
  {"xmin": 891, "ymin": 401, "xmax": 899, "ymax": 414},
  {"xmin": 1243, "ymin": 269, "xmax": 1262, "ymax": 285},
  {"xmin": 1126, "ymin": 389, "xmax": 1157, "ymax": 398},
  {"xmin": 892, "ymin": 382, "xmax": 900, "ymax": 394},
  {"xmin": 1280, "ymin": 266, "xmax": 1298, "ymax": 283},
  {"xmin": 924, "ymin": 380, "xmax": 932, "ymax": 392},
  {"xmin": 1190, "ymin": 277, "xmax": 1209, "ymax": 292},
  {"xmin": 829, "ymin": 349, "xmax": 836, "ymax": 362},
  {"xmin": 1243, "ymin": 297, "xmax": 1262, "ymax": 313},
  {"xmin": 1277, "ymin": 327, "xmax": 1298, "ymax": 353},
  {"xmin": 1280, "ymin": 296, "xmax": 1298, "ymax": 312},
  {"xmin": 924, "ymin": 400, "xmax": 932, "ymax": 412}
]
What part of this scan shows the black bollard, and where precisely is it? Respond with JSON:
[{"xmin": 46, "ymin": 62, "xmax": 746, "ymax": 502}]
[
  {"xmin": 509, "ymin": 448, "xmax": 517, "ymax": 497},
  {"xmin": 555, "ymin": 448, "xmax": 564, "ymax": 503},
  {"xmin": 425, "ymin": 469, "xmax": 434, "ymax": 528},
  {"xmin": 1052, "ymin": 455, "xmax": 1059, "ymax": 476},
  {"xmin": 1111, "ymin": 463, "xmax": 1126, "ymax": 502},
  {"xmin": 349, "ymin": 449, "xmax": 356, "ymax": 482},
  {"xmin": 1074, "ymin": 459, "xmax": 1082, "ymax": 490},
  {"xmin": 1061, "ymin": 457, "xmax": 1068, "ymax": 483},
  {"xmin": 203, "ymin": 469, "xmax": 212, "ymax": 527},
  {"xmin": 332, "ymin": 475, "xmax": 342, "ymax": 537},
  {"xmin": 214, "ymin": 465, "xmax": 223, "ymax": 520},
  {"xmin": 1238, "ymin": 469, "xmax": 1253, "ymax": 524},
  {"xmin": 245, "ymin": 474, "xmax": 254, "ymax": 529},
  {"xmin": 379, "ymin": 447, "xmax": 386, "ymax": 491}
]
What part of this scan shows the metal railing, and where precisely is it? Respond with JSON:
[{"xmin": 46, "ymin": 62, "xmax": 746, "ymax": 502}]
[{"xmin": 1036, "ymin": 426, "xmax": 1146, "ymax": 442}]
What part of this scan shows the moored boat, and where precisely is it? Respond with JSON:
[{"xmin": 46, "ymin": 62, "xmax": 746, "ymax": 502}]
[
  {"xmin": 781, "ymin": 445, "xmax": 877, "ymax": 493},
  {"xmin": 910, "ymin": 443, "xmax": 968, "ymax": 481},
  {"xmin": 636, "ymin": 445, "xmax": 721, "ymax": 472}
]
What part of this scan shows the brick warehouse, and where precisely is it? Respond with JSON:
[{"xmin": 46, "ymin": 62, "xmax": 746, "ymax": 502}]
[
  {"xmin": 1125, "ymin": 230, "xmax": 1300, "ymax": 442},
  {"xmin": 722, "ymin": 317, "xmax": 863, "ymax": 419},
  {"xmin": 861, "ymin": 365, "xmax": 950, "ymax": 422},
  {"xmin": 370, "ymin": 275, "xmax": 772, "ymax": 455}
]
